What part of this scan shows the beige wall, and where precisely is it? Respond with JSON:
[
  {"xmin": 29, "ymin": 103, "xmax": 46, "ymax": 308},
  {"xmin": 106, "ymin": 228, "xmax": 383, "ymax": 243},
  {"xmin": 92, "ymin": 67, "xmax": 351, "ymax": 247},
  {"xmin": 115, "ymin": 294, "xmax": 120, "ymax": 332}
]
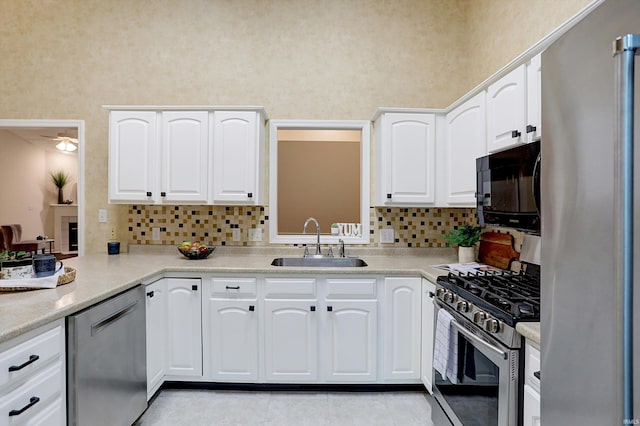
[{"xmin": 0, "ymin": 0, "xmax": 593, "ymax": 253}]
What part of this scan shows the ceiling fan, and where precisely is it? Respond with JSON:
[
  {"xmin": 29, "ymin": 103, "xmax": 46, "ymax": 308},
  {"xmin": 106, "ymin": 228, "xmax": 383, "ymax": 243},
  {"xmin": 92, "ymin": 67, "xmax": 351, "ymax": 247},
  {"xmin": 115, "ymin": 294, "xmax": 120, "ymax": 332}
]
[{"xmin": 41, "ymin": 131, "xmax": 78, "ymax": 151}]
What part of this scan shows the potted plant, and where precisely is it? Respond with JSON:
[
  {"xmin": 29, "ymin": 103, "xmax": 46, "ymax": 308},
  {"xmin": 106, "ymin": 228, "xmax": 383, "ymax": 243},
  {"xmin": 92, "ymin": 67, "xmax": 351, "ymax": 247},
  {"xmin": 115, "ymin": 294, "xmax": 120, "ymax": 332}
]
[
  {"xmin": 444, "ymin": 225, "xmax": 482, "ymax": 263},
  {"xmin": 50, "ymin": 171, "xmax": 70, "ymax": 204}
]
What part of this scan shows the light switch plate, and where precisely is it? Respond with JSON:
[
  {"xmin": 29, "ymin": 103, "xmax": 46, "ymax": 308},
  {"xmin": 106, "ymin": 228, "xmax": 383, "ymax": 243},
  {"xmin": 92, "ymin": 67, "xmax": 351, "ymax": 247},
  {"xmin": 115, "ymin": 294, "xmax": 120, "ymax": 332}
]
[
  {"xmin": 152, "ymin": 227, "xmax": 160, "ymax": 241},
  {"xmin": 380, "ymin": 228, "xmax": 394, "ymax": 244},
  {"xmin": 98, "ymin": 209, "xmax": 107, "ymax": 223},
  {"xmin": 232, "ymin": 229, "xmax": 241, "ymax": 242}
]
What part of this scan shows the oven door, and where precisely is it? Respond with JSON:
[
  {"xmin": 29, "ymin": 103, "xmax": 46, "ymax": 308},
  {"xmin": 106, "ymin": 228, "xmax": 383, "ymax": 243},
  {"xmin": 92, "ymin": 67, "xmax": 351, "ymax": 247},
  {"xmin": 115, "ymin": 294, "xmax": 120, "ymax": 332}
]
[{"xmin": 432, "ymin": 304, "xmax": 519, "ymax": 426}]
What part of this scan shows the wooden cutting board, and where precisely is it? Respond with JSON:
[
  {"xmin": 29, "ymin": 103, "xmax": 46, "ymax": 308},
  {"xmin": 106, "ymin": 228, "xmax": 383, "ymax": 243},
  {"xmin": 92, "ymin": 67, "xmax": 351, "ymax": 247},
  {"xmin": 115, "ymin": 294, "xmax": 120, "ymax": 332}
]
[{"xmin": 478, "ymin": 232, "xmax": 520, "ymax": 270}]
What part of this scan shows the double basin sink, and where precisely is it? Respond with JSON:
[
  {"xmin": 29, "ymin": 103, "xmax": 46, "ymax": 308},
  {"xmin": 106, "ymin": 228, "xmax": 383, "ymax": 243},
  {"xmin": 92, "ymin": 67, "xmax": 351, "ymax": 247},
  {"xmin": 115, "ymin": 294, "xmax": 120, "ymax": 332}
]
[{"xmin": 271, "ymin": 257, "xmax": 368, "ymax": 268}]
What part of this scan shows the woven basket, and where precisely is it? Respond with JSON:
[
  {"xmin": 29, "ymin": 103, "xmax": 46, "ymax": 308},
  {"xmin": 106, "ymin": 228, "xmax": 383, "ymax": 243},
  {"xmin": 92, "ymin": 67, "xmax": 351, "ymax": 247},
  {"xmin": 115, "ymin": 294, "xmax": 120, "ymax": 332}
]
[{"xmin": 0, "ymin": 267, "xmax": 76, "ymax": 292}]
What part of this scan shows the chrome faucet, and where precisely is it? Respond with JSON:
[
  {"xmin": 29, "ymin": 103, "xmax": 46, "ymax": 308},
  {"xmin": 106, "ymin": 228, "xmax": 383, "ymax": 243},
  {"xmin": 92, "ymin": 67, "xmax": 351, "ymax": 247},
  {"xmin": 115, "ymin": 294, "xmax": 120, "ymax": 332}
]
[
  {"xmin": 303, "ymin": 217, "xmax": 321, "ymax": 257},
  {"xmin": 339, "ymin": 239, "xmax": 345, "ymax": 257}
]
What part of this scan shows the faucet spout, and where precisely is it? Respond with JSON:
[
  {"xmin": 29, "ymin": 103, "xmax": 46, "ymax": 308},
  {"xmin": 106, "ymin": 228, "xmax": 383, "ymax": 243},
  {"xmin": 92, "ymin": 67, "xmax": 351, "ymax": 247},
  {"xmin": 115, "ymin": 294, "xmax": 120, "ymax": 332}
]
[{"xmin": 303, "ymin": 217, "xmax": 321, "ymax": 256}]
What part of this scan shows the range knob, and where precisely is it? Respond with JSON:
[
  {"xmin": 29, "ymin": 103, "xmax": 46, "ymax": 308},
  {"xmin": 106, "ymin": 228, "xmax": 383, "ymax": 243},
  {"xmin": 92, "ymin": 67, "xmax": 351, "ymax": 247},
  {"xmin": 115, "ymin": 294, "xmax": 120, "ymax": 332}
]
[
  {"xmin": 443, "ymin": 291, "xmax": 457, "ymax": 303},
  {"xmin": 435, "ymin": 288, "xmax": 446, "ymax": 299},
  {"xmin": 456, "ymin": 301, "xmax": 470, "ymax": 313},
  {"xmin": 473, "ymin": 311, "xmax": 487, "ymax": 325},
  {"xmin": 484, "ymin": 318, "xmax": 500, "ymax": 333}
]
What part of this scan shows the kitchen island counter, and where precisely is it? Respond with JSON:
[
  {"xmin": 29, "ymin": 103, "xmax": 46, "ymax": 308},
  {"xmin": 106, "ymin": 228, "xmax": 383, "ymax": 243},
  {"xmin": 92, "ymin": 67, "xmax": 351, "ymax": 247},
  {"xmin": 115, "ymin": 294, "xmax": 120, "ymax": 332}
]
[{"xmin": 0, "ymin": 246, "xmax": 456, "ymax": 344}]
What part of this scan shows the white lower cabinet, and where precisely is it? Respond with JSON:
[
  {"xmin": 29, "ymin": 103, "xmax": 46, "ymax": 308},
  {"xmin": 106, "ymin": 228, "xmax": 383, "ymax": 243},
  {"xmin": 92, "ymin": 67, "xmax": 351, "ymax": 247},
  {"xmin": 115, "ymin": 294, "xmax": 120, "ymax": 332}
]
[
  {"xmin": 323, "ymin": 278, "xmax": 378, "ymax": 383},
  {"xmin": 420, "ymin": 278, "xmax": 436, "ymax": 393},
  {"xmin": 523, "ymin": 342, "xmax": 541, "ymax": 426},
  {"xmin": 202, "ymin": 278, "xmax": 258, "ymax": 382},
  {"xmin": 0, "ymin": 320, "xmax": 65, "ymax": 426},
  {"xmin": 144, "ymin": 277, "xmax": 202, "ymax": 397},
  {"xmin": 148, "ymin": 273, "xmax": 429, "ymax": 388},
  {"xmin": 383, "ymin": 277, "xmax": 422, "ymax": 381},
  {"xmin": 145, "ymin": 280, "xmax": 167, "ymax": 398}
]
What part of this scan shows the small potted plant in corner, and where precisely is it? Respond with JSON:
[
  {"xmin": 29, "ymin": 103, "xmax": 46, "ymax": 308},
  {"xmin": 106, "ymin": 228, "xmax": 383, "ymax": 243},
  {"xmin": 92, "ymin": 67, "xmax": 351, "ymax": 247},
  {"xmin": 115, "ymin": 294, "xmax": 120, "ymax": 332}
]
[
  {"xmin": 50, "ymin": 171, "xmax": 70, "ymax": 204},
  {"xmin": 445, "ymin": 225, "xmax": 482, "ymax": 263}
]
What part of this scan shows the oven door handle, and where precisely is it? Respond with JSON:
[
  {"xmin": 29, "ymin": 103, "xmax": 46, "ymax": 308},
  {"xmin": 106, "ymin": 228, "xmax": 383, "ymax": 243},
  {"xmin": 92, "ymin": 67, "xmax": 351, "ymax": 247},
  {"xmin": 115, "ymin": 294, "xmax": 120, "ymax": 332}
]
[{"xmin": 450, "ymin": 321, "xmax": 508, "ymax": 361}]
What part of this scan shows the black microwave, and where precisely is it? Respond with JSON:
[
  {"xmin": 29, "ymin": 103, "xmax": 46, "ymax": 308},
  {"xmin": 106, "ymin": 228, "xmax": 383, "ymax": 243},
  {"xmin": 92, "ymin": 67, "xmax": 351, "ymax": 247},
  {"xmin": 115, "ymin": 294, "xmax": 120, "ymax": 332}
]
[{"xmin": 476, "ymin": 141, "xmax": 540, "ymax": 234}]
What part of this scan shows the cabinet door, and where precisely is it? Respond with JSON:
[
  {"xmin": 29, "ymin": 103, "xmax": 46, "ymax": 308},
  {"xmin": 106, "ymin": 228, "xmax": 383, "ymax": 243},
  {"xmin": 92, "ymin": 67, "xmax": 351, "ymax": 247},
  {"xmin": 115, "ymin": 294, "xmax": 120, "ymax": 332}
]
[
  {"xmin": 166, "ymin": 278, "xmax": 202, "ymax": 377},
  {"xmin": 420, "ymin": 279, "xmax": 436, "ymax": 393},
  {"xmin": 212, "ymin": 111, "xmax": 260, "ymax": 204},
  {"xmin": 523, "ymin": 384, "xmax": 541, "ymax": 426},
  {"xmin": 161, "ymin": 111, "xmax": 209, "ymax": 203},
  {"xmin": 264, "ymin": 300, "xmax": 318, "ymax": 382},
  {"xmin": 445, "ymin": 92, "xmax": 486, "ymax": 205},
  {"xmin": 487, "ymin": 65, "xmax": 526, "ymax": 153},
  {"xmin": 383, "ymin": 277, "xmax": 421, "ymax": 381},
  {"xmin": 205, "ymin": 299, "xmax": 258, "ymax": 382},
  {"xmin": 108, "ymin": 111, "xmax": 158, "ymax": 202},
  {"xmin": 379, "ymin": 113, "xmax": 436, "ymax": 205},
  {"xmin": 144, "ymin": 280, "xmax": 166, "ymax": 398},
  {"xmin": 323, "ymin": 300, "xmax": 377, "ymax": 382},
  {"xmin": 526, "ymin": 54, "xmax": 542, "ymax": 143}
]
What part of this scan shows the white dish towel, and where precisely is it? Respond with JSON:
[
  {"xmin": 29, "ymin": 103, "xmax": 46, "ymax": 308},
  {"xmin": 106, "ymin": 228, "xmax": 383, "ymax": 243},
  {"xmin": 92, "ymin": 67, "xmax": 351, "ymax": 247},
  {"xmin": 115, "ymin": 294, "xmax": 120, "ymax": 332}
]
[{"xmin": 433, "ymin": 308, "xmax": 459, "ymax": 384}]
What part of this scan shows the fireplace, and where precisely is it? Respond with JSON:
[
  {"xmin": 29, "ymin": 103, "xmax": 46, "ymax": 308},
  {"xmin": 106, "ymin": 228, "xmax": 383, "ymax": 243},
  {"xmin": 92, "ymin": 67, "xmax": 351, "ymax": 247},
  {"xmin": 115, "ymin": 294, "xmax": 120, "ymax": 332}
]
[{"xmin": 53, "ymin": 204, "xmax": 78, "ymax": 253}]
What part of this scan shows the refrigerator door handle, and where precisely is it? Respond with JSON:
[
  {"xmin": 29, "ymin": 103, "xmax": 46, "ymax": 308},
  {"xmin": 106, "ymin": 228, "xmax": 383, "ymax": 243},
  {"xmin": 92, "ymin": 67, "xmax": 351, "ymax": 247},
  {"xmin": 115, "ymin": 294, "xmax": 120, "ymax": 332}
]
[{"xmin": 613, "ymin": 33, "xmax": 640, "ymax": 423}]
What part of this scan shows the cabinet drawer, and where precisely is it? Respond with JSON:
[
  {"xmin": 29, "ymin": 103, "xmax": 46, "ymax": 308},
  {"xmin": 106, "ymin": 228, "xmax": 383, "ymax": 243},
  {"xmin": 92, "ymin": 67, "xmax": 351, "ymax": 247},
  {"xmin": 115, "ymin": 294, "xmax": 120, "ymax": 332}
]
[
  {"xmin": 264, "ymin": 278, "xmax": 316, "ymax": 298},
  {"xmin": 0, "ymin": 325, "xmax": 63, "ymax": 389},
  {"xmin": 210, "ymin": 278, "xmax": 257, "ymax": 298},
  {"xmin": 325, "ymin": 279, "xmax": 377, "ymax": 299},
  {"xmin": 22, "ymin": 396, "xmax": 65, "ymax": 426},
  {"xmin": 525, "ymin": 343, "xmax": 540, "ymax": 392},
  {"xmin": 0, "ymin": 362, "xmax": 63, "ymax": 426}
]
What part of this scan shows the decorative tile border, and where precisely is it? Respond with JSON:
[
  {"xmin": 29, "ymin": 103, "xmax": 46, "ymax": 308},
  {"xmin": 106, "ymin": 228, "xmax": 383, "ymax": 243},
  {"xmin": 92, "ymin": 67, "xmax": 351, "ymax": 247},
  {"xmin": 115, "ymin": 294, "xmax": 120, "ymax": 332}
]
[{"xmin": 127, "ymin": 205, "xmax": 477, "ymax": 248}]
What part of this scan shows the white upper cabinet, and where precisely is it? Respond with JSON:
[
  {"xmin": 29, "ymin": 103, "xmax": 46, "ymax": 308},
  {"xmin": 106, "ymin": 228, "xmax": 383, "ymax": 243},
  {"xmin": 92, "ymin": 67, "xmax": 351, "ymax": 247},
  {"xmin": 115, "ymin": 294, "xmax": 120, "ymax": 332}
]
[
  {"xmin": 109, "ymin": 111, "xmax": 158, "ymax": 202},
  {"xmin": 212, "ymin": 111, "xmax": 263, "ymax": 204},
  {"xmin": 107, "ymin": 106, "xmax": 266, "ymax": 205},
  {"xmin": 374, "ymin": 111, "xmax": 436, "ymax": 206},
  {"xmin": 161, "ymin": 112, "xmax": 209, "ymax": 203},
  {"xmin": 487, "ymin": 64, "xmax": 527, "ymax": 153},
  {"xmin": 444, "ymin": 92, "xmax": 486, "ymax": 205},
  {"xmin": 526, "ymin": 54, "xmax": 542, "ymax": 143}
]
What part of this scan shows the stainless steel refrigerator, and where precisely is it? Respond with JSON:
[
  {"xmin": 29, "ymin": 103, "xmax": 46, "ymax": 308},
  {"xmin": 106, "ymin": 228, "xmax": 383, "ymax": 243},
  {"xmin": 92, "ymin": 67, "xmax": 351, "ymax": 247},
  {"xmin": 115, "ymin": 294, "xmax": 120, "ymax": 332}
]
[{"xmin": 542, "ymin": 0, "xmax": 640, "ymax": 424}]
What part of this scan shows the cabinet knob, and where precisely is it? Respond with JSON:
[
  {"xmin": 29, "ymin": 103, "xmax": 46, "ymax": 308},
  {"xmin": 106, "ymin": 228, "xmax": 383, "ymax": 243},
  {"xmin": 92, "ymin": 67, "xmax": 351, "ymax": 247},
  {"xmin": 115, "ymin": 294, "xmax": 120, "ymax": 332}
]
[
  {"xmin": 249, "ymin": 305, "xmax": 255, "ymax": 312},
  {"xmin": 146, "ymin": 290, "xmax": 154, "ymax": 298},
  {"xmin": 526, "ymin": 124, "xmax": 537, "ymax": 134},
  {"xmin": 428, "ymin": 291, "xmax": 435, "ymax": 298},
  {"xmin": 146, "ymin": 191, "xmax": 152, "ymax": 197},
  {"xmin": 247, "ymin": 192, "xmax": 253, "ymax": 198},
  {"xmin": 327, "ymin": 306, "xmax": 333, "ymax": 312},
  {"xmin": 310, "ymin": 306, "xmax": 316, "ymax": 312},
  {"xmin": 386, "ymin": 193, "xmax": 392, "ymax": 199},
  {"xmin": 511, "ymin": 130, "xmax": 521, "ymax": 138},
  {"xmin": 192, "ymin": 284, "xmax": 198, "ymax": 291},
  {"xmin": 160, "ymin": 192, "xmax": 166, "ymax": 197}
]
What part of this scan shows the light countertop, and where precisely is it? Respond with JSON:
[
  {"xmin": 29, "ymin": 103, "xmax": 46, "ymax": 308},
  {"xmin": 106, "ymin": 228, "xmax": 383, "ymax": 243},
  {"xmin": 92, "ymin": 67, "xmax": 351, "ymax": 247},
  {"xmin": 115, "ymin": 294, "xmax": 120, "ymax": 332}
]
[
  {"xmin": 516, "ymin": 322, "xmax": 541, "ymax": 349},
  {"xmin": 0, "ymin": 246, "xmax": 456, "ymax": 344}
]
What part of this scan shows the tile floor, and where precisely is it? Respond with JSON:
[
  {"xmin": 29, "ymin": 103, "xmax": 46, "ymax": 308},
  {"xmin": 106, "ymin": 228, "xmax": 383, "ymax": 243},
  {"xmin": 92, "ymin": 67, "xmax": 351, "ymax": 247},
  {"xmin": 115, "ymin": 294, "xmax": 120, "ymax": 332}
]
[{"xmin": 136, "ymin": 389, "xmax": 438, "ymax": 426}]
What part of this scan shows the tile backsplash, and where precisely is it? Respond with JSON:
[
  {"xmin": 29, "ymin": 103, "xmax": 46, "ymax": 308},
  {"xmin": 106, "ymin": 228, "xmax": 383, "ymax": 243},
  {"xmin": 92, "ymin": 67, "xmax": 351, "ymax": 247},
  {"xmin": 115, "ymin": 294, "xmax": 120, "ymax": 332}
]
[{"xmin": 127, "ymin": 205, "xmax": 476, "ymax": 248}]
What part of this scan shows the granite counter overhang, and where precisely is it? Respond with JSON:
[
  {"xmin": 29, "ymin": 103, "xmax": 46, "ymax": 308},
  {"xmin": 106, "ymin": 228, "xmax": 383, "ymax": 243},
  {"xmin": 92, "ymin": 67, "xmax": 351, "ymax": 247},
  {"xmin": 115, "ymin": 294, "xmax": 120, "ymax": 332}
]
[{"xmin": 0, "ymin": 247, "xmax": 457, "ymax": 344}]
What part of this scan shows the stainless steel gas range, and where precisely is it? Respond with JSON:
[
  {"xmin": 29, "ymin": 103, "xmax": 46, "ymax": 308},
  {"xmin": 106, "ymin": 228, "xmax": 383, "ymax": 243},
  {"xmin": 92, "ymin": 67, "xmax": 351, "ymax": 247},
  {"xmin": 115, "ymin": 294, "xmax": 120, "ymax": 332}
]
[{"xmin": 432, "ymin": 265, "xmax": 540, "ymax": 426}]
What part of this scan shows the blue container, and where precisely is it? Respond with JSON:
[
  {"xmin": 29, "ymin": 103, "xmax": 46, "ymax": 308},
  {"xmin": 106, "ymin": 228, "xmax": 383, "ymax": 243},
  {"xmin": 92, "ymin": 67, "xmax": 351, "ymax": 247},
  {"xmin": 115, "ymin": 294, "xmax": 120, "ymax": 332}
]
[{"xmin": 107, "ymin": 241, "xmax": 120, "ymax": 255}]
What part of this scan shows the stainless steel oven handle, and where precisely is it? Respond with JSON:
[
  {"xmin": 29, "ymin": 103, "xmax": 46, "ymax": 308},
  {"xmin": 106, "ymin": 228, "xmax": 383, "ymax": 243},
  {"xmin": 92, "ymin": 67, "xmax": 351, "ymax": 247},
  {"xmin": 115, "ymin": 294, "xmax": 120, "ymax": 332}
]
[{"xmin": 450, "ymin": 320, "xmax": 508, "ymax": 361}]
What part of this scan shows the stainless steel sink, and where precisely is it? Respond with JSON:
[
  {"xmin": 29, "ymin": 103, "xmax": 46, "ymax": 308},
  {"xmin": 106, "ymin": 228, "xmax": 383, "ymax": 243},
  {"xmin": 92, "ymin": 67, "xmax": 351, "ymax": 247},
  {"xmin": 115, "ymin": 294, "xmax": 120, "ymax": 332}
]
[{"xmin": 270, "ymin": 257, "xmax": 368, "ymax": 268}]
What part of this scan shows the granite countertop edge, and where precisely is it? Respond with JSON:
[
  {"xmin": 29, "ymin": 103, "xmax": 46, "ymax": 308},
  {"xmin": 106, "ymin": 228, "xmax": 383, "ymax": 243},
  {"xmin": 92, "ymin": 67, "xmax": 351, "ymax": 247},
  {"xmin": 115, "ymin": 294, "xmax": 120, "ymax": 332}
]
[
  {"xmin": 0, "ymin": 246, "xmax": 457, "ymax": 344},
  {"xmin": 516, "ymin": 322, "xmax": 541, "ymax": 349}
]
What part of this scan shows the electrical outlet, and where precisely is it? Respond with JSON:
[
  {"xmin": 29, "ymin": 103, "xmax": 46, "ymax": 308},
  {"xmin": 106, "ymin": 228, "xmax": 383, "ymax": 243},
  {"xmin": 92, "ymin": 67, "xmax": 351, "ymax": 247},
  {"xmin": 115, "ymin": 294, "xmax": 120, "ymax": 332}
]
[
  {"xmin": 232, "ymin": 228, "xmax": 241, "ymax": 242},
  {"xmin": 380, "ymin": 228, "xmax": 394, "ymax": 244},
  {"xmin": 152, "ymin": 227, "xmax": 160, "ymax": 241},
  {"xmin": 110, "ymin": 227, "xmax": 116, "ymax": 240},
  {"xmin": 248, "ymin": 228, "xmax": 262, "ymax": 242},
  {"xmin": 98, "ymin": 209, "xmax": 107, "ymax": 223}
]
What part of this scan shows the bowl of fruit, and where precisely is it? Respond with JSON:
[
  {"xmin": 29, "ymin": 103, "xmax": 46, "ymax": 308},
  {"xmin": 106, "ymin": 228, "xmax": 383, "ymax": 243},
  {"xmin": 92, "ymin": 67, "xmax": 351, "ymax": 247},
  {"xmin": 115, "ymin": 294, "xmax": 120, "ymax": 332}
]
[{"xmin": 178, "ymin": 241, "xmax": 215, "ymax": 260}]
